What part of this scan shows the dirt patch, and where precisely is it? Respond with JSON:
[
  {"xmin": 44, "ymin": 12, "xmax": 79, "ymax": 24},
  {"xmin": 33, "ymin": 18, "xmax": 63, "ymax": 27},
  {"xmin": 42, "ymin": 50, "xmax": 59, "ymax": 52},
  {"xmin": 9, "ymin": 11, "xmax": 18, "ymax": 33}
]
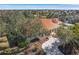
[{"xmin": 24, "ymin": 36, "xmax": 48, "ymax": 55}]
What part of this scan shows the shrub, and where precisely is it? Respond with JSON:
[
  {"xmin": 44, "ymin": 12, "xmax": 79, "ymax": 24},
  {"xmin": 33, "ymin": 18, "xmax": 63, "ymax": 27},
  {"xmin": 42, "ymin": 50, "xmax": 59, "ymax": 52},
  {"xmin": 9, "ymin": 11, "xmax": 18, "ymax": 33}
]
[
  {"xmin": 18, "ymin": 39, "xmax": 30, "ymax": 48},
  {"xmin": 56, "ymin": 23, "xmax": 79, "ymax": 54}
]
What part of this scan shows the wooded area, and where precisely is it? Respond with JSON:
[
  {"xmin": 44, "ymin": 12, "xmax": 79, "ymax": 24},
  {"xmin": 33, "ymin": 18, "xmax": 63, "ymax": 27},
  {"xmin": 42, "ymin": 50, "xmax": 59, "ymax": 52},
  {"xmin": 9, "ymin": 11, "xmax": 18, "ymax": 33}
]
[{"xmin": 0, "ymin": 10, "xmax": 79, "ymax": 55}]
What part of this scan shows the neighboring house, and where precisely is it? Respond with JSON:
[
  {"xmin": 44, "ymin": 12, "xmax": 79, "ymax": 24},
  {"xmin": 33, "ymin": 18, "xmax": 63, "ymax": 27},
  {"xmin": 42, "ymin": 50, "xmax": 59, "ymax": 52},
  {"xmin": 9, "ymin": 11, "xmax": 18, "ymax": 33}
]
[
  {"xmin": 0, "ymin": 33, "xmax": 10, "ymax": 50},
  {"xmin": 0, "ymin": 35, "xmax": 9, "ymax": 50},
  {"xmin": 40, "ymin": 18, "xmax": 62, "ymax": 36}
]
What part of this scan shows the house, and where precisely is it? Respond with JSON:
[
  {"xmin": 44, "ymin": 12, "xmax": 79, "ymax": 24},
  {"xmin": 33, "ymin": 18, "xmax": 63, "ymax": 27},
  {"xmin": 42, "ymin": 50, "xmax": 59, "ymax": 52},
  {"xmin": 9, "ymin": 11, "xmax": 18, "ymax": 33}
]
[
  {"xmin": 0, "ymin": 35, "xmax": 9, "ymax": 50},
  {"xmin": 40, "ymin": 18, "xmax": 62, "ymax": 36},
  {"xmin": 0, "ymin": 33, "xmax": 10, "ymax": 50},
  {"xmin": 40, "ymin": 18, "xmax": 62, "ymax": 31}
]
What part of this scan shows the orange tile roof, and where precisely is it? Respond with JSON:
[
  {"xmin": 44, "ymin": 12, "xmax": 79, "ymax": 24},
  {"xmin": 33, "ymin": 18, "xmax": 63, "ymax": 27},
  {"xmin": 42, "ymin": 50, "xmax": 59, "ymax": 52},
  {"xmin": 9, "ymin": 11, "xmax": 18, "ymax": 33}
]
[{"xmin": 40, "ymin": 18, "xmax": 62, "ymax": 30}]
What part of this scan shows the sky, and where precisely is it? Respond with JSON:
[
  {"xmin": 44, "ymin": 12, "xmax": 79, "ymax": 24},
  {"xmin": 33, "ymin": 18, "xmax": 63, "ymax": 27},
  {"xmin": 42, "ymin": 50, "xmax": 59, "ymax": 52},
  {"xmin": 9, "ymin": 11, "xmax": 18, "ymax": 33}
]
[{"xmin": 0, "ymin": 4, "xmax": 79, "ymax": 10}]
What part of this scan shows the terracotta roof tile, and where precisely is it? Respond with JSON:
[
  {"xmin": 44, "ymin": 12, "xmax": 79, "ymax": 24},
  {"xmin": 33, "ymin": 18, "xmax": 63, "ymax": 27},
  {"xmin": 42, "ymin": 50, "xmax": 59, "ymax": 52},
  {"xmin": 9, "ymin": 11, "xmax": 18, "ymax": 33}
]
[{"xmin": 40, "ymin": 18, "xmax": 62, "ymax": 30}]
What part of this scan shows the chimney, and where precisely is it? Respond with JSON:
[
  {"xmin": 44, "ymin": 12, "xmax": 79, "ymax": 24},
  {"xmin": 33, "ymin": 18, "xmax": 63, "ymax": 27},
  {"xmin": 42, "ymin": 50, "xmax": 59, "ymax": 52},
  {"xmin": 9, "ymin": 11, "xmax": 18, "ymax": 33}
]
[{"xmin": 52, "ymin": 18, "xmax": 58, "ymax": 23}]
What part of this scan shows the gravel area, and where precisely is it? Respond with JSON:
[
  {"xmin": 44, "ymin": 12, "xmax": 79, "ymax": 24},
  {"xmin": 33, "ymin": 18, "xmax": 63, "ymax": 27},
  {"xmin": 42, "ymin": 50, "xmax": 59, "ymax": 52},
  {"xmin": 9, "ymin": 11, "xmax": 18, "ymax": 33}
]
[{"xmin": 42, "ymin": 36, "xmax": 63, "ymax": 55}]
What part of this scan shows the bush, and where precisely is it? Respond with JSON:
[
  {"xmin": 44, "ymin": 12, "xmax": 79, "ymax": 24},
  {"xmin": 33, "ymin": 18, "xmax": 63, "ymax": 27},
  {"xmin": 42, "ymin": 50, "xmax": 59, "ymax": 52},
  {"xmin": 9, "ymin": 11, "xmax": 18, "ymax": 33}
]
[
  {"xmin": 7, "ymin": 33, "xmax": 30, "ymax": 48},
  {"xmin": 18, "ymin": 39, "xmax": 29, "ymax": 48},
  {"xmin": 56, "ymin": 23, "xmax": 79, "ymax": 54}
]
